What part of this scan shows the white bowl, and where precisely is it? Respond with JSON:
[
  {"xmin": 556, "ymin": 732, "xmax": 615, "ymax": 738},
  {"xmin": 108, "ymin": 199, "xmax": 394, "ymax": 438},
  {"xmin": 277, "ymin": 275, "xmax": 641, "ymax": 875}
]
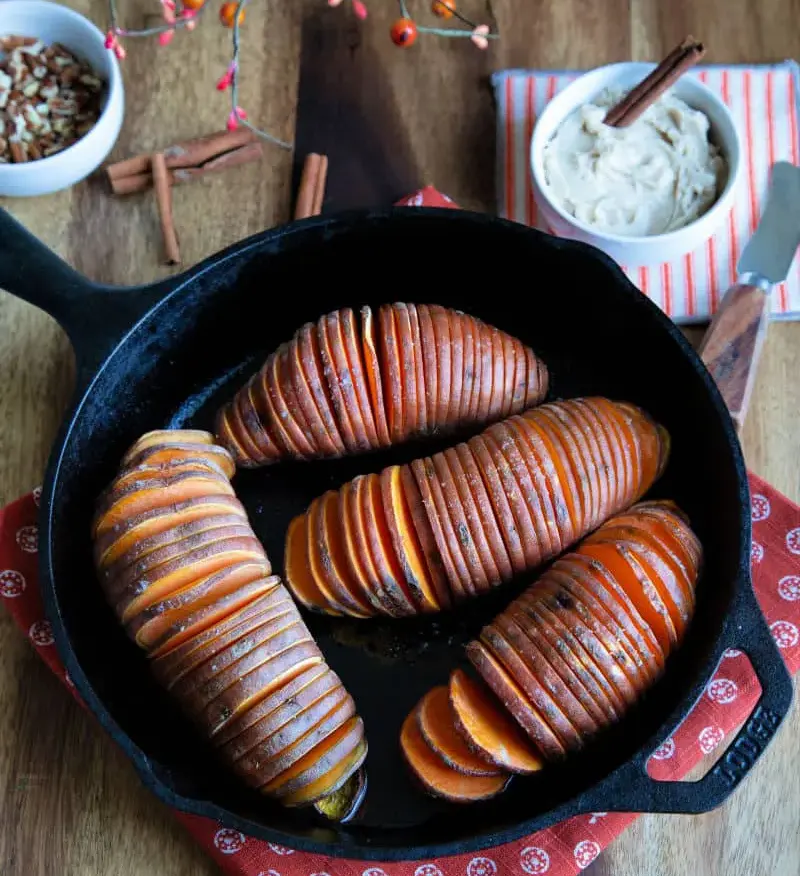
[
  {"xmin": 0, "ymin": 0, "xmax": 124, "ymax": 197},
  {"xmin": 530, "ymin": 62, "xmax": 743, "ymax": 266}
]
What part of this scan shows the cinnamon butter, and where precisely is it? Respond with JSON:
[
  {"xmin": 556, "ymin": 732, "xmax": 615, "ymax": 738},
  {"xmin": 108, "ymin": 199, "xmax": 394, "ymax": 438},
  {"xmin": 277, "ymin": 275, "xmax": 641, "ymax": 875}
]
[{"xmin": 542, "ymin": 87, "xmax": 727, "ymax": 236}]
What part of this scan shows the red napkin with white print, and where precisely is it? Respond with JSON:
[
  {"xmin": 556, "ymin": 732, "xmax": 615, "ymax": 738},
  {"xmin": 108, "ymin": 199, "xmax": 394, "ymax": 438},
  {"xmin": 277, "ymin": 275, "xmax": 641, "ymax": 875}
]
[{"xmin": 2, "ymin": 187, "xmax": 799, "ymax": 876}]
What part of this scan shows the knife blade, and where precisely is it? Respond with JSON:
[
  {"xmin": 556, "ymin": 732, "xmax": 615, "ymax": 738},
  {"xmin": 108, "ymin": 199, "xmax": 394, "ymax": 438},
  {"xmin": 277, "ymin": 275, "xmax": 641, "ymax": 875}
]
[{"xmin": 700, "ymin": 161, "xmax": 800, "ymax": 432}]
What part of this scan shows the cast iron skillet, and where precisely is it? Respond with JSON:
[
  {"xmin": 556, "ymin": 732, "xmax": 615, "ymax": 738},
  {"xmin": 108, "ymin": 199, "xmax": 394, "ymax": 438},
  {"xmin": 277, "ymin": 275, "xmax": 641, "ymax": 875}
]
[{"xmin": 0, "ymin": 206, "xmax": 793, "ymax": 860}]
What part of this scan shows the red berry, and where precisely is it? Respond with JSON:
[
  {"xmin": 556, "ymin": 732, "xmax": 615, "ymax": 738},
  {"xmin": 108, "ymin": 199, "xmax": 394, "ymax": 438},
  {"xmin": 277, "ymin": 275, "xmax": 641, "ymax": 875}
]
[
  {"xmin": 390, "ymin": 18, "xmax": 418, "ymax": 47},
  {"xmin": 220, "ymin": 2, "xmax": 245, "ymax": 27},
  {"xmin": 431, "ymin": 0, "xmax": 455, "ymax": 18}
]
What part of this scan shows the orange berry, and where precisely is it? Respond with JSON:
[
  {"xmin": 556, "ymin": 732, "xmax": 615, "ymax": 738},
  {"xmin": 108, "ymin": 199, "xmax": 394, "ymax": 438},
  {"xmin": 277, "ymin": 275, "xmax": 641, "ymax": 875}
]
[
  {"xmin": 390, "ymin": 18, "xmax": 418, "ymax": 47},
  {"xmin": 220, "ymin": 2, "xmax": 245, "ymax": 27},
  {"xmin": 182, "ymin": 0, "xmax": 205, "ymax": 8},
  {"xmin": 431, "ymin": 0, "xmax": 455, "ymax": 18}
]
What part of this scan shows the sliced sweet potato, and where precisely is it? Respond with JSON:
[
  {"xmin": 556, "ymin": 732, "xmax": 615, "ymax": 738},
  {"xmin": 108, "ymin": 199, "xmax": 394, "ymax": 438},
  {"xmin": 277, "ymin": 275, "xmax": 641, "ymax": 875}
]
[
  {"xmin": 199, "ymin": 647, "xmax": 324, "ymax": 737},
  {"xmin": 297, "ymin": 322, "xmax": 346, "ymax": 456},
  {"xmin": 411, "ymin": 457, "xmax": 471, "ymax": 603},
  {"xmin": 350, "ymin": 475, "xmax": 395, "ymax": 616},
  {"xmin": 124, "ymin": 429, "xmax": 215, "ymax": 458},
  {"xmin": 468, "ymin": 434, "xmax": 526, "ymax": 576},
  {"xmin": 416, "ymin": 686, "xmax": 503, "ymax": 777},
  {"xmin": 398, "ymin": 466, "xmax": 451, "ymax": 610},
  {"xmin": 466, "ymin": 640, "xmax": 565, "ymax": 760},
  {"xmin": 360, "ymin": 306, "xmax": 391, "ymax": 448},
  {"xmin": 216, "ymin": 665, "xmax": 337, "ymax": 756},
  {"xmin": 454, "ymin": 443, "xmax": 513, "ymax": 583},
  {"xmin": 122, "ymin": 442, "xmax": 236, "ymax": 479},
  {"xmin": 238, "ymin": 377, "xmax": 281, "ymax": 466},
  {"xmin": 129, "ymin": 565, "xmax": 278, "ymax": 651},
  {"xmin": 118, "ymin": 535, "xmax": 267, "ymax": 622},
  {"xmin": 229, "ymin": 381, "xmax": 269, "ymax": 463},
  {"xmin": 234, "ymin": 685, "xmax": 350, "ymax": 785},
  {"xmin": 445, "ymin": 306, "xmax": 464, "ymax": 427},
  {"xmin": 462, "ymin": 314, "xmax": 479, "ymax": 421},
  {"xmin": 288, "ymin": 741, "xmax": 368, "ymax": 809},
  {"xmin": 326, "ymin": 311, "xmax": 371, "ymax": 451},
  {"xmin": 287, "ymin": 328, "xmax": 338, "ymax": 457},
  {"xmin": 93, "ymin": 494, "xmax": 247, "ymax": 570},
  {"xmin": 490, "ymin": 614, "xmax": 600, "ymax": 740},
  {"xmin": 561, "ymin": 402, "xmax": 610, "ymax": 529},
  {"xmin": 442, "ymin": 447, "xmax": 499, "ymax": 591},
  {"xmin": 448, "ymin": 668, "xmax": 544, "ymax": 775},
  {"xmin": 523, "ymin": 346, "xmax": 549, "ymax": 408},
  {"xmin": 306, "ymin": 496, "xmax": 355, "ymax": 615},
  {"xmin": 488, "ymin": 326, "xmax": 506, "ymax": 422},
  {"xmin": 428, "ymin": 305, "xmax": 452, "ymax": 428},
  {"xmin": 341, "ymin": 479, "xmax": 386, "ymax": 614},
  {"xmin": 253, "ymin": 695, "xmax": 357, "ymax": 790},
  {"xmin": 401, "ymin": 710, "xmax": 510, "ymax": 802},
  {"xmin": 497, "ymin": 329, "xmax": 516, "ymax": 420},
  {"xmin": 276, "ymin": 344, "xmax": 318, "ymax": 458},
  {"xmin": 417, "ymin": 305, "xmax": 438, "ymax": 432},
  {"xmin": 503, "ymin": 605, "xmax": 614, "ymax": 727},
  {"xmin": 379, "ymin": 304, "xmax": 404, "ymax": 443},
  {"xmin": 211, "ymin": 663, "xmax": 332, "ymax": 748},
  {"xmin": 285, "ymin": 514, "xmax": 339, "ymax": 615},
  {"xmin": 317, "ymin": 490, "xmax": 372, "ymax": 616},
  {"xmin": 408, "ymin": 303, "xmax": 428, "ymax": 435},
  {"xmin": 380, "ymin": 466, "xmax": 441, "ymax": 613},
  {"xmin": 394, "ymin": 303, "xmax": 419, "ymax": 438},
  {"xmin": 271, "ymin": 716, "xmax": 367, "ymax": 803},
  {"xmin": 214, "ymin": 407, "xmax": 253, "ymax": 467},
  {"xmin": 101, "ymin": 461, "xmax": 233, "ymax": 512},
  {"xmin": 480, "ymin": 624, "xmax": 584, "ymax": 751},
  {"xmin": 341, "ymin": 307, "xmax": 379, "ymax": 449},
  {"xmin": 509, "ymin": 337, "xmax": 529, "ymax": 413},
  {"xmin": 635, "ymin": 501, "xmax": 702, "ymax": 572},
  {"xmin": 515, "ymin": 594, "xmax": 626, "ymax": 717},
  {"xmin": 362, "ymin": 473, "xmax": 417, "ymax": 616},
  {"xmin": 150, "ymin": 588, "xmax": 292, "ymax": 686},
  {"xmin": 475, "ymin": 318, "xmax": 494, "ymax": 423}
]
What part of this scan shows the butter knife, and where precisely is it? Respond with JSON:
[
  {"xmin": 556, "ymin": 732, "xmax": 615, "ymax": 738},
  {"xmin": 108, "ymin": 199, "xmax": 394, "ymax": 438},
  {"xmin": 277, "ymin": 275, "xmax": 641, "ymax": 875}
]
[{"xmin": 699, "ymin": 161, "xmax": 800, "ymax": 431}]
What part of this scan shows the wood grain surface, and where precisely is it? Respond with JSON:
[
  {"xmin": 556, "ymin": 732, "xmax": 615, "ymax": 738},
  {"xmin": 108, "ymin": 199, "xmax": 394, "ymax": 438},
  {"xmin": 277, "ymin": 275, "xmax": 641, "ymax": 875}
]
[{"xmin": 1, "ymin": 1, "xmax": 799, "ymax": 874}]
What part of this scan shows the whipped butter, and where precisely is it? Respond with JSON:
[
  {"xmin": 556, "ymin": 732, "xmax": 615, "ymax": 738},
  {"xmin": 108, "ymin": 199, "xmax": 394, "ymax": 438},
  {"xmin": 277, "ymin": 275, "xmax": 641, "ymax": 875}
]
[{"xmin": 542, "ymin": 88, "xmax": 727, "ymax": 236}]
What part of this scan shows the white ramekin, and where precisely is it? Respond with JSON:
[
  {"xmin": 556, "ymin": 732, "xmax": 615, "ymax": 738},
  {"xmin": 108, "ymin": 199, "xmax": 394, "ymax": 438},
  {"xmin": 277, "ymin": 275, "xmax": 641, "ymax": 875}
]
[
  {"xmin": 0, "ymin": 0, "xmax": 124, "ymax": 197},
  {"xmin": 530, "ymin": 62, "xmax": 743, "ymax": 266}
]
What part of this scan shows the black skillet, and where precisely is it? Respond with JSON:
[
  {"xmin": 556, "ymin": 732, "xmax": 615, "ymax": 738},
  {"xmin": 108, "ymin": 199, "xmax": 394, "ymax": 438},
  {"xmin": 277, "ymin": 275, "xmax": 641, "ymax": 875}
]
[{"xmin": 0, "ymin": 205, "xmax": 792, "ymax": 861}]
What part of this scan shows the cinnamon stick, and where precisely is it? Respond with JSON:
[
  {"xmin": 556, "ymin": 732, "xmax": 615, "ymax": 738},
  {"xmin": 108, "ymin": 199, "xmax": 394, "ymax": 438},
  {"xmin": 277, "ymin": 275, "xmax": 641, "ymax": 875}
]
[
  {"xmin": 311, "ymin": 154, "xmax": 328, "ymax": 216},
  {"xmin": 110, "ymin": 141, "xmax": 264, "ymax": 195},
  {"xmin": 107, "ymin": 128, "xmax": 258, "ymax": 182},
  {"xmin": 294, "ymin": 153, "xmax": 326, "ymax": 220},
  {"xmin": 151, "ymin": 152, "xmax": 181, "ymax": 266},
  {"xmin": 604, "ymin": 37, "xmax": 706, "ymax": 128}
]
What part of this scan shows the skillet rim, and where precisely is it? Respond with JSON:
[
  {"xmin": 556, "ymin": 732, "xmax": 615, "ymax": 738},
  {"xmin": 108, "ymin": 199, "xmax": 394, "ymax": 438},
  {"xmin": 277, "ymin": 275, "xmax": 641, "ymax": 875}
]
[{"xmin": 35, "ymin": 207, "xmax": 754, "ymax": 859}]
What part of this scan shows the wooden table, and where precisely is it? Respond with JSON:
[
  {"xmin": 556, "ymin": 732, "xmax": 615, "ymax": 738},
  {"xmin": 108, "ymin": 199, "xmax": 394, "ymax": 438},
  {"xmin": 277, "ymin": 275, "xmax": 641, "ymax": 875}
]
[{"xmin": 1, "ymin": 1, "xmax": 799, "ymax": 873}]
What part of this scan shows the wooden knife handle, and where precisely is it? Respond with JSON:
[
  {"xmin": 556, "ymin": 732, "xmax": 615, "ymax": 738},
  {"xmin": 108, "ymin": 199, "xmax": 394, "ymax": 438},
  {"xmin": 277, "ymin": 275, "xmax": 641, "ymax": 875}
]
[{"xmin": 698, "ymin": 283, "xmax": 770, "ymax": 433}]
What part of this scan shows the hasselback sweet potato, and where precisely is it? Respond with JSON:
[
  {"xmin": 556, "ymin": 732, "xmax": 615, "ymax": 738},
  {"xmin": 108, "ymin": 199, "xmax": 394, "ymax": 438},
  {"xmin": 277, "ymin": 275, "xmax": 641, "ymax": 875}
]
[
  {"xmin": 215, "ymin": 304, "xmax": 548, "ymax": 467},
  {"xmin": 92, "ymin": 430, "xmax": 367, "ymax": 817},
  {"xmin": 285, "ymin": 397, "xmax": 670, "ymax": 617},
  {"xmin": 400, "ymin": 501, "xmax": 700, "ymax": 802}
]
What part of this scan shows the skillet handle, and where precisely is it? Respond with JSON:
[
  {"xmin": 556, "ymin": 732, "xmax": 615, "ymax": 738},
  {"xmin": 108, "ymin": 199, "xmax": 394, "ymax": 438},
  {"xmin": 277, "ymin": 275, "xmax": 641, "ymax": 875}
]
[
  {"xmin": 608, "ymin": 590, "xmax": 793, "ymax": 814},
  {"xmin": 0, "ymin": 207, "xmax": 175, "ymax": 387}
]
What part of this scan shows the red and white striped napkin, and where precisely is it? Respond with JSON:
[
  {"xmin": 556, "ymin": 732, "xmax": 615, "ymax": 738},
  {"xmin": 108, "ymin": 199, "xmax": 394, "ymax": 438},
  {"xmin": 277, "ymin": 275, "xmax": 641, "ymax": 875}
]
[{"xmin": 492, "ymin": 63, "xmax": 800, "ymax": 324}]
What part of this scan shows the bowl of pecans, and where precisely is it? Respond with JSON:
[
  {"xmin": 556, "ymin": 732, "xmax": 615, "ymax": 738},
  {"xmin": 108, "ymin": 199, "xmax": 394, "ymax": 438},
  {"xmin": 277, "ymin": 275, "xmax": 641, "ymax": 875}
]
[{"xmin": 0, "ymin": 0, "xmax": 124, "ymax": 196}]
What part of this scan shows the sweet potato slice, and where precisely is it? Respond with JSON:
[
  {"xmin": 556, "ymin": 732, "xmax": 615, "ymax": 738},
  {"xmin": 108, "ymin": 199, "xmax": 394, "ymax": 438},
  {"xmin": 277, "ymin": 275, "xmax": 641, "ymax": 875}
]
[
  {"xmin": 362, "ymin": 473, "xmax": 417, "ymax": 616},
  {"xmin": 305, "ymin": 497, "xmax": 354, "ymax": 615},
  {"xmin": 560, "ymin": 402, "xmax": 610, "ymax": 530},
  {"xmin": 462, "ymin": 314, "xmax": 479, "ymax": 421},
  {"xmin": 509, "ymin": 337, "xmax": 529, "ymax": 413},
  {"xmin": 408, "ymin": 303, "xmax": 428, "ymax": 435},
  {"xmin": 442, "ymin": 447, "xmax": 499, "ymax": 591},
  {"xmin": 636, "ymin": 501, "xmax": 702, "ymax": 572},
  {"xmin": 150, "ymin": 588, "xmax": 292, "ymax": 685},
  {"xmin": 297, "ymin": 322, "xmax": 346, "ymax": 456},
  {"xmin": 102, "ymin": 459, "xmax": 232, "ymax": 504},
  {"xmin": 487, "ymin": 326, "xmax": 506, "ymax": 422},
  {"xmin": 523, "ymin": 346, "xmax": 549, "ymax": 408},
  {"xmin": 326, "ymin": 311, "xmax": 371, "ymax": 451},
  {"xmin": 454, "ymin": 443, "xmax": 513, "ymax": 582},
  {"xmin": 228, "ymin": 380, "xmax": 270, "ymax": 463},
  {"xmin": 266, "ymin": 347, "xmax": 313, "ymax": 458},
  {"xmin": 270, "ymin": 716, "xmax": 366, "ymax": 803},
  {"xmin": 498, "ymin": 330, "xmax": 517, "ymax": 419},
  {"xmin": 401, "ymin": 710, "xmax": 510, "ymax": 802},
  {"xmin": 572, "ymin": 401, "xmax": 617, "ymax": 516},
  {"xmin": 93, "ymin": 494, "xmax": 247, "ymax": 570},
  {"xmin": 379, "ymin": 304, "xmax": 404, "ymax": 443},
  {"xmin": 285, "ymin": 514, "xmax": 340, "ymax": 615},
  {"xmin": 448, "ymin": 669, "xmax": 544, "ymax": 775},
  {"xmin": 341, "ymin": 308, "xmax": 379, "ymax": 449},
  {"xmin": 360, "ymin": 306, "xmax": 391, "ymax": 448},
  {"xmin": 394, "ymin": 303, "xmax": 419, "ymax": 438},
  {"xmin": 287, "ymin": 330, "xmax": 338, "ymax": 457},
  {"xmin": 416, "ymin": 686, "xmax": 503, "ymax": 777},
  {"xmin": 444, "ymin": 306, "xmax": 464, "ymax": 427},
  {"xmin": 214, "ymin": 407, "xmax": 253, "ymax": 467},
  {"xmin": 503, "ymin": 605, "xmax": 613, "ymax": 728},
  {"xmin": 234, "ymin": 685, "xmax": 350, "ymax": 784},
  {"xmin": 253, "ymin": 695, "xmax": 357, "ymax": 790},
  {"xmin": 466, "ymin": 640, "xmax": 565, "ymax": 760},
  {"xmin": 468, "ymin": 434, "xmax": 526, "ymax": 576},
  {"xmin": 474, "ymin": 319, "xmax": 494, "ymax": 423},
  {"xmin": 480, "ymin": 624, "xmax": 584, "ymax": 751},
  {"xmin": 380, "ymin": 466, "xmax": 441, "ymax": 613},
  {"xmin": 350, "ymin": 475, "xmax": 395, "ymax": 616},
  {"xmin": 490, "ymin": 615, "xmax": 600, "ymax": 740},
  {"xmin": 200, "ymin": 647, "xmax": 325, "ymax": 737},
  {"xmin": 417, "ymin": 305, "xmax": 438, "ymax": 432},
  {"xmin": 216, "ymin": 665, "xmax": 336, "ymax": 755},
  {"xmin": 276, "ymin": 344, "xmax": 318, "ymax": 458},
  {"xmin": 285, "ymin": 736, "xmax": 368, "ymax": 808},
  {"xmin": 123, "ymin": 442, "xmax": 236, "ymax": 479},
  {"xmin": 340, "ymin": 479, "xmax": 385, "ymax": 614},
  {"xmin": 317, "ymin": 490, "xmax": 373, "ymax": 616},
  {"xmin": 129, "ymin": 566, "xmax": 278, "ymax": 651},
  {"xmin": 411, "ymin": 457, "xmax": 471, "ymax": 603},
  {"xmin": 124, "ymin": 429, "xmax": 215, "ymax": 457},
  {"xmin": 118, "ymin": 535, "xmax": 267, "ymax": 622},
  {"xmin": 398, "ymin": 466, "xmax": 451, "ymax": 610}
]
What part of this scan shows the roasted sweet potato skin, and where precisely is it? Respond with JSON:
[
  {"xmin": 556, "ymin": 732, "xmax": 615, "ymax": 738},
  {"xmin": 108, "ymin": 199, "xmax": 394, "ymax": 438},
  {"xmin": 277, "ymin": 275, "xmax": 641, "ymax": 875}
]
[
  {"xmin": 215, "ymin": 304, "xmax": 549, "ymax": 467},
  {"xmin": 92, "ymin": 429, "xmax": 367, "ymax": 816},
  {"xmin": 285, "ymin": 397, "xmax": 671, "ymax": 618}
]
